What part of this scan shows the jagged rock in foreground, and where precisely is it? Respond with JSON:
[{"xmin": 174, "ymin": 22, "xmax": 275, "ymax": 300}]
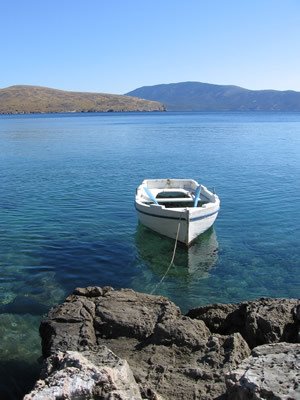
[
  {"xmin": 24, "ymin": 347, "xmax": 143, "ymax": 400},
  {"xmin": 31, "ymin": 287, "xmax": 299, "ymax": 400},
  {"xmin": 226, "ymin": 342, "xmax": 300, "ymax": 400}
]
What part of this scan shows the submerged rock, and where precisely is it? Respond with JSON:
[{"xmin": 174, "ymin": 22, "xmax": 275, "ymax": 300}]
[
  {"xmin": 29, "ymin": 287, "xmax": 299, "ymax": 400},
  {"xmin": 0, "ymin": 295, "xmax": 49, "ymax": 316}
]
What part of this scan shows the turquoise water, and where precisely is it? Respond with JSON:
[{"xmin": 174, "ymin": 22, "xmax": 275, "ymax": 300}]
[{"xmin": 0, "ymin": 112, "xmax": 299, "ymax": 398}]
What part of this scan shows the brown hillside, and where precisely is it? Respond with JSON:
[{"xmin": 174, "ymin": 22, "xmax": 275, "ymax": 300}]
[{"xmin": 0, "ymin": 85, "xmax": 165, "ymax": 114}]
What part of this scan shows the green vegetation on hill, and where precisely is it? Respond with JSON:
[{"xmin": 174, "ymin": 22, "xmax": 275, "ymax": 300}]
[
  {"xmin": 126, "ymin": 81, "xmax": 300, "ymax": 111},
  {"xmin": 0, "ymin": 85, "xmax": 165, "ymax": 114}
]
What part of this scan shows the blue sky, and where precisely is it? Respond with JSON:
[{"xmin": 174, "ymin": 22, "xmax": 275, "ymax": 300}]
[{"xmin": 1, "ymin": 0, "xmax": 300, "ymax": 94}]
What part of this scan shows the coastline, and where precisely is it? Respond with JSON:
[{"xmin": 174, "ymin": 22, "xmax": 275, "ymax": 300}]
[{"xmin": 0, "ymin": 109, "xmax": 166, "ymax": 116}]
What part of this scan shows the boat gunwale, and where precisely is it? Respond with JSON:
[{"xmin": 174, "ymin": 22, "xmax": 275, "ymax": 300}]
[{"xmin": 135, "ymin": 180, "xmax": 219, "ymax": 210}]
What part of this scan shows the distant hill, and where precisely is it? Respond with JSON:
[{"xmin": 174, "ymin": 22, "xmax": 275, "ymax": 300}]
[
  {"xmin": 126, "ymin": 82, "xmax": 300, "ymax": 111},
  {"xmin": 0, "ymin": 85, "xmax": 165, "ymax": 114}
]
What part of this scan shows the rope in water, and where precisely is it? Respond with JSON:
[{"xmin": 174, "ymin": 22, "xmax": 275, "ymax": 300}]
[{"xmin": 150, "ymin": 215, "xmax": 182, "ymax": 295}]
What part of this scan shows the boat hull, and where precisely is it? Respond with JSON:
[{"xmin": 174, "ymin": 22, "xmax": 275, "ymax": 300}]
[{"xmin": 135, "ymin": 202, "xmax": 219, "ymax": 245}]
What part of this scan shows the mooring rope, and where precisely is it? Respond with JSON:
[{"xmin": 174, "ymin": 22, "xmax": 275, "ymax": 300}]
[{"xmin": 150, "ymin": 215, "xmax": 182, "ymax": 295}]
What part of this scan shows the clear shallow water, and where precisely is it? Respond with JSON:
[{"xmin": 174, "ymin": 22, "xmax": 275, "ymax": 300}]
[{"xmin": 0, "ymin": 111, "xmax": 299, "ymax": 398}]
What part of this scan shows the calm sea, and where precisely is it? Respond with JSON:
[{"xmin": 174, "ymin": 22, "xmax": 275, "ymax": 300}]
[{"xmin": 0, "ymin": 111, "xmax": 299, "ymax": 398}]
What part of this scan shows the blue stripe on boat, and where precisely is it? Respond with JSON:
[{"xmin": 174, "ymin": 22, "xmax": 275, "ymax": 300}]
[
  {"xmin": 190, "ymin": 209, "xmax": 219, "ymax": 221},
  {"xmin": 135, "ymin": 205, "xmax": 219, "ymax": 222}
]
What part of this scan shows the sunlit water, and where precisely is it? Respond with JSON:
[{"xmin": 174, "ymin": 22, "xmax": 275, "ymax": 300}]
[{"xmin": 0, "ymin": 112, "xmax": 299, "ymax": 398}]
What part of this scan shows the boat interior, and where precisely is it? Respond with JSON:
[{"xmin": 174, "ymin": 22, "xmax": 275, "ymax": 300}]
[{"xmin": 142, "ymin": 187, "xmax": 209, "ymax": 208}]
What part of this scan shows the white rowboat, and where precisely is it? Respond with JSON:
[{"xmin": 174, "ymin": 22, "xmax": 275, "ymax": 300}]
[{"xmin": 135, "ymin": 179, "xmax": 220, "ymax": 246}]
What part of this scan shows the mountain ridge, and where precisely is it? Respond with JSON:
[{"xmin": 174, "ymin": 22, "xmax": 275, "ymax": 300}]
[
  {"xmin": 126, "ymin": 81, "xmax": 300, "ymax": 111},
  {"xmin": 0, "ymin": 85, "xmax": 165, "ymax": 114}
]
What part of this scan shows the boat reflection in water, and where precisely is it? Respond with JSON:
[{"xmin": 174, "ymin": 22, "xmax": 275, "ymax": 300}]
[{"xmin": 135, "ymin": 223, "xmax": 219, "ymax": 282}]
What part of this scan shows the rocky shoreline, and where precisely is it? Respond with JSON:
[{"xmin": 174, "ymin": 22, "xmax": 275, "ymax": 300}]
[{"xmin": 25, "ymin": 287, "xmax": 299, "ymax": 399}]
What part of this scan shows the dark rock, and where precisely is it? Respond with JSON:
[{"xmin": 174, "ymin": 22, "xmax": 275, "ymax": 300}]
[
  {"xmin": 32, "ymin": 288, "xmax": 299, "ymax": 400},
  {"xmin": 93, "ymin": 288, "xmax": 180, "ymax": 341},
  {"xmin": 40, "ymin": 296, "xmax": 97, "ymax": 357},
  {"xmin": 294, "ymin": 304, "xmax": 300, "ymax": 322},
  {"xmin": 72, "ymin": 286, "xmax": 104, "ymax": 297},
  {"xmin": 37, "ymin": 287, "xmax": 251, "ymax": 399},
  {"xmin": 187, "ymin": 303, "xmax": 244, "ymax": 334},
  {"xmin": 187, "ymin": 298, "xmax": 299, "ymax": 348},
  {"xmin": 244, "ymin": 298, "xmax": 299, "ymax": 347},
  {"xmin": 151, "ymin": 316, "xmax": 210, "ymax": 349}
]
